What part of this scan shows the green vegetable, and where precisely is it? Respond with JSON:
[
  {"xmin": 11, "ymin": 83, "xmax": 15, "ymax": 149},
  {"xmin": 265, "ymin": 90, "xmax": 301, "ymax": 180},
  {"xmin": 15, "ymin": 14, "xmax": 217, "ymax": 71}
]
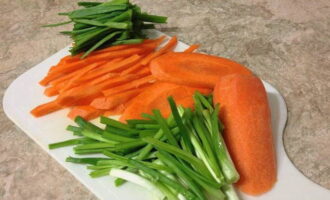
[
  {"xmin": 48, "ymin": 92, "xmax": 240, "ymax": 200},
  {"xmin": 43, "ymin": 0, "xmax": 167, "ymax": 57}
]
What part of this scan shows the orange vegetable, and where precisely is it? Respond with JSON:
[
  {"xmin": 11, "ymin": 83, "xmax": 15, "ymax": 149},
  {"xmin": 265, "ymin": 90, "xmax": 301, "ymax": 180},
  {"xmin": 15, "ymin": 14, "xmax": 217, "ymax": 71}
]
[
  {"xmin": 44, "ymin": 86, "xmax": 59, "ymax": 97},
  {"xmin": 102, "ymin": 75, "xmax": 155, "ymax": 96},
  {"xmin": 103, "ymin": 104, "xmax": 126, "ymax": 116},
  {"xmin": 77, "ymin": 55, "xmax": 141, "ymax": 84},
  {"xmin": 213, "ymin": 74, "xmax": 276, "ymax": 195},
  {"xmin": 56, "ymin": 74, "xmax": 142, "ymax": 106},
  {"xmin": 95, "ymin": 35, "xmax": 166, "ymax": 54},
  {"xmin": 30, "ymin": 100, "xmax": 62, "ymax": 117},
  {"xmin": 120, "ymin": 82, "xmax": 211, "ymax": 122},
  {"xmin": 150, "ymin": 52, "xmax": 253, "ymax": 88},
  {"xmin": 67, "ymin": 105, "xmax": 104, "ymax": 120},
  {"xmin": 140, "ymin": 36, "xmax": 178, "ymax": 66},
  {"xmin": 184, "ymin": 44, "xmax": 199, "ymax": 53},
  {"xmin": 90, "ymin": 87, "xmax": 144, "ymax": 110},
  {"xmin": 59, "ymin": 61, "xmax": 105, "ymax": 92}
]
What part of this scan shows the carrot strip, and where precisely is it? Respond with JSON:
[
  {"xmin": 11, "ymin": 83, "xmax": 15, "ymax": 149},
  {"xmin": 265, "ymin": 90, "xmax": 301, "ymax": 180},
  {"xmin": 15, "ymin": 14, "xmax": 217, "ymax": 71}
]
[
  {"xmin": 60, "ymin": 61, "xmax": 106, "ymax": 92},
  {"xmin": 98, "ymin": 54, "xmax": 142, "ymax": 73},
  {"xmin": 136, "ymin": 67, "xmax": 151, "ymax": 75},
  {"xmin": 140, "ymin": 36, "xmax": 178, "ymax": 66},
  {"xmin": 89, "ymin": 73, "xmax": 119, "ymax": 85},
  {"xmin": 67, "ymin": 106, "xmax": 104, "ymax": 120},
  {"xmin": 30, "ymin": 100, "xmax": 62, "ymax": 117},
  {"xmin": 39, "ymin": 72, "xmax": 66, "ymax": 86},
  {"xmin": 86, "ymin": 47, "xmax": 148, "ymax": 63},
  {"xmin": 56, "ymin": 74, "xmax": 142, "ymax": 106},
  {"xmin": 49, "ymin": 71, "xmax": 76, "ymax": 86},
  {"xmin": 184, "ymin": 44, "xmax": 199, "ymax": 53},
  {"xmin": 44, "ymin": 86, "xmax": 59, "ymax": 97},
  {"xmin": 95, "ymin": 35, "xmax": 166, "ymax": 54},
  {"xmin": 102, "ymin": 75, "xmax": 155, "ymax": 96},
  {"xmin": 91, "ymin": 87, "xmax": 144, "ymax": 110},
  {"xmin": 103, "ymin": 104, "xmax": 126, "ymax": 116},
  {"xmin": 44, "ymin": 60, "xmax": 87, "ymax": 79},
  {"xmin": 74, "ymin": 55, "xmax": 141, "ymax": 84}
]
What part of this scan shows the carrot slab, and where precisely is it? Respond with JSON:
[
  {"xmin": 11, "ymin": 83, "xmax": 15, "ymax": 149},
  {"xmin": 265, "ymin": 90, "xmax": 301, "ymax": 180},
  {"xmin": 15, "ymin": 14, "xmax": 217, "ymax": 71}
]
[
  {"xmin": 120, "ymin": 82, "xmax": 211, "ymax": 122},
  {"xmin": 150, "ymin": 52, "xmax": 253, "ymax": 88},
  {"xmin": 213, "ymin": 74, "xmax": 276, "ymax": 195}
]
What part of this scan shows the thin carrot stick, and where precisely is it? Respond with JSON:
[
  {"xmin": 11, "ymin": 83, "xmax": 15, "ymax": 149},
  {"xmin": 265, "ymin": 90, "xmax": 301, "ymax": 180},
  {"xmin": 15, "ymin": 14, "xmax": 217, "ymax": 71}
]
[
  {"xmin": 30, "ymin": 100, "xmax": 62, "ymax": 117},
  {"xmin": 59, "ymin": 61, "xmax": 105, "ymax": 92},
  {"xmin": 140, "ymin": 36, "xmax": 178, "ymax": 66},
  {"xmin": 67, "ymin": 105, "xmax": 104, "ymax": 120},
  {"xmin": 90, "ymin": 87, "xmax": 144, "ymax": 110},
  {"xmin": 74, "ymin": 55, "xmax": 141, "ymax": 84},
  {"xmin": 102, "ymin": 75, "xmax": 155, "ymax": 96},
  {"xmin": 184, "ymin": 44, "xmax": 200, "ymax": 53}
]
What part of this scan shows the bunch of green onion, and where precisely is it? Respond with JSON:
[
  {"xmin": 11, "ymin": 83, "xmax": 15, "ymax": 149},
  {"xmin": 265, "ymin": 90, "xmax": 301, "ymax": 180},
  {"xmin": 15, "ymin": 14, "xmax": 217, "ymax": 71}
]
[
  {"xmin": 50, "ymin": 92, "xmax": 240, "ymax": 200},
  {"xmin": 44, "ymin": 0, "xmax": 167, "ymax": 58}
]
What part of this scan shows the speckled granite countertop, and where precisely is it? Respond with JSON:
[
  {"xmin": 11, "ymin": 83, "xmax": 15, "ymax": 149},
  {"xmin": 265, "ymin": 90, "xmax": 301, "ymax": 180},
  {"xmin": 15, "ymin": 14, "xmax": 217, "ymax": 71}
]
[{"xmin": 1, "ymin": 0, "xmax": 329, "ymax": 199}]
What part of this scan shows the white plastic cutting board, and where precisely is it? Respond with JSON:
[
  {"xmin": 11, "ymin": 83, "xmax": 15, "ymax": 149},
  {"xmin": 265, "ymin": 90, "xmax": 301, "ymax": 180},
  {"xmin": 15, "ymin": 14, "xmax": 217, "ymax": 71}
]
[{"xmin": 3, "ymin": 30, "xmax": 330, "ymax": 200}]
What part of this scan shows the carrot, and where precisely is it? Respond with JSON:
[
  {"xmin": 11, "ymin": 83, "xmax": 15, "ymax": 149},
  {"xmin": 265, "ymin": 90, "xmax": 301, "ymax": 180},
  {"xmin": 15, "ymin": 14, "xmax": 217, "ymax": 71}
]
[
  {"xmin": 136, "ymin": 66, "xmax": 151, "ymax": 75},
  {"xmin": 119, "ymin": 82, "xmax": 211, "ymax": 122},
  {"xmin": 56, "ymin": 74, "xmax": 142, "ymax": 106},
  {"xmin": 59, "ymin": 61, "xmax": 105, "ymax": 92},
  {"xmin": 150, "ymin": 52, "xmax": 253, "ymax": 88},
  {"xmin": 140, "ymin": 36, "xmax": 178, "ymax": 66},
  {"xmin": 44, "ymin": 86, "xmax": 59, "ymax": 97},
  {"xmin": 102, "ymin": 75, "xmax": 155, "ymax": 96},
  {"xmin": 39, "ymin": 71, "xmax": 66, "ymax": 86},
  {"xmin": 86, "ymin": 47, "xmax": 150, "ymax": 63},
  {"xmin": 120, "ymin": 52, "xmax": 153, "ymax": 75},
  {"xmin": 30, "ymin": 100, "xmax": 62, "ymax": 117},
  {"xmin": 103, "ymin": 104, "xmax": 126, "ymax": 116},
  {"xmin": 213, "ymin": 74, "xmax": 276, "ymax": 195},
  {"xmin": 47, "ymin": 48, "xmax": 145, "ymax": 77},
  {"xmin": 91, "ymin": 87, "xmax": 144, "ymax": 110},
  {"xmin": 95, "ymin": 35, "xmax": 165, "ymax": 54},
  {"xmin": 89, "ymin": 72, "xmax": 119, "ymax": 85},
  {"xmin": 40, "ymin": 60, "xmax": 88, "ymax": 85},
  {"xmin": 72, "ymin": 56, "xmax": 141, "ymax": 84},
  {"xmin": 49, "ymin": 71, "xmax": 77, "ymax": 86},
  {"xmin": 44, "ymin": 61, "xmax": 106, "ymax": 97},
  {"xmin": 184, "ymin": 44, "xmax": 199, "ymax": 53},
  {"xmin": 67, "ymin": 106, "xmax": 104, "ymax": 120}
]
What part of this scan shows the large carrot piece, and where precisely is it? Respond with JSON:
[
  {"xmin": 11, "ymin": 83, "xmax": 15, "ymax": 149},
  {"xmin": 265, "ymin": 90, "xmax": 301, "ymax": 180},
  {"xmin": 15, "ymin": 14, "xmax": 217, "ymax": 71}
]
[
  {"xmin": 120, "ymin": 82, "xmax": 211, "ymax": 122},
  {"xmin": 213, "ymin": 74, "xmax": 276, "ymax": 195},
  {"xmin": 150, "ymin": 52, "xmax": 253, "ymax": 88}
]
